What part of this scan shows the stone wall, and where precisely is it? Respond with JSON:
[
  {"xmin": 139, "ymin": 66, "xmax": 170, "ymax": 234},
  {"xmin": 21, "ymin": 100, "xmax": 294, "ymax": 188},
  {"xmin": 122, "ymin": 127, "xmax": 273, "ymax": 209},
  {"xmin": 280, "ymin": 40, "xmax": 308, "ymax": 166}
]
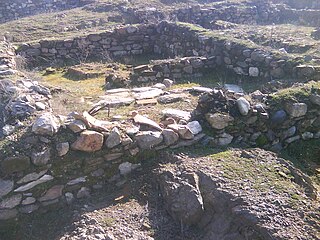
[
  {"xmin": 193, "ymin": 86, "xmax": 320, "ymax": 153},
  {"xmin": 18, "ymin": 21, "xmax": 309, "ymax": 81},
  {"xmin": 0, "ymin": 0, "xmax": 91, "ymax": 23},
  {"xmin": 0, "ymin": 108, "xmax": 205, "ymax": 221}
]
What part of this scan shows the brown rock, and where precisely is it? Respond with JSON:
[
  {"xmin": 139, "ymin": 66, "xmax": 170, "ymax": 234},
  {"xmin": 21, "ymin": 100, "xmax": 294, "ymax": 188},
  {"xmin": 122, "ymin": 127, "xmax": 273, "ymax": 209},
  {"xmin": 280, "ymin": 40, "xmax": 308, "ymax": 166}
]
[
  {"xmin": 39, "ymin": 185, "xmax": 64, "ymax": 202},
  {"xmin": 71, "ymin": 130, "xmax": 104, "ymax": 152}
]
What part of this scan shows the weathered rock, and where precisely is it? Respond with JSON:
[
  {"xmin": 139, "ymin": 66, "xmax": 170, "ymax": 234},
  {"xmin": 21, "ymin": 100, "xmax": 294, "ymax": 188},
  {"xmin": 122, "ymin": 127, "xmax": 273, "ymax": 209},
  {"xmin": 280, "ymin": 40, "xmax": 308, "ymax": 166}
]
[
  {"xmin": 104, "ymin": 153, "xmax": 123, "ymax": 161},
  {"xmin": 76, "ymin": 187, "xmax": 90, "ymax": 199},
  {"xmin": 2, "ymin": 124, "xmax": 15, "ymax": 136},
  {"xmin": 159, "ymin": 171, "xmax": 204, "ymax": 226},
  {"xmin": 310, "ymin": 94, "xmax": 320, "ymax": 106},
  {"xmin": 67, "ymin": 177, "xmax": 87, "ymax": 186},
  {"xmin": 32, "ymin": 112, "xmax": 60, "ymax": 136},
  {"xmin": 0, "ymin": 194, "xmax": 22, "ymax": 209},
  {"xmin": 21, "ymin": 197, "xmax": 36, "ymax": 205},
  {"xmin": 271, "ymin": 110, "xmax": 287, "ymax": 125},
  {"xmin": 134, "ymin": 114, "xmax": 162, "ymax": 131},
  {"xmin": 216, "ymin": 133, "xmax": 233, "ymax": 146},
  {"xmin": 157, "ymin": 94, "xmax": 186, "ymax": 104},
  {"xmin": 1, "ymin": 156, "xmax": 30, "ymax": 174},
  {"xmin": 56, "ymin": 142, "xmax": 69, "ymax": 156},
  {"xmin": 162, "ymin": 129, "xmax": 179, "ymax": 146},
  {"xmin": 65, "ymin": 192, "xmax": 75, "ymax": 205},
  {"xmin": 135, "ymin": 131, "xmax": 163, "ymax": 149},
  {"xmin": 282, "ymin": 126, "xmax": 296, "ymax": 139},
  {"xmin": 31, "ymin": 148, "xmax": 51, "ymax": 166},
  {"xmin": 163, "ymin": 79, "xmax": 174, "ymax": 88},
  {"xmin": 105, "ymin": 127, "xmax": 121, "ymax": 148},
  {"xmin": 68, "ymin": 120, "xmax": 86, "ymax": 133},
  {"xmin": 153, "ymin": 83, "xmax": 167, "ymax": 90},
  {"xmin": 0, "ymin": 179, "xmax": 14, "ymax": 198},
  {"xmin": 205, "ymin": 113, "xmax": 234, "ymax": 130},
  {"xmin": 236, "ymin": 97, "xmax": 250, "ymax": 116},
  {"xmin": 39, "ymin": 185, "xmax": 64, "ymax": 202},
  {"xmin": 119, "ymin": 162, "xmax": 140, "ymax": 176},
  {"xmin": 296, "ymin": 65, "xmax": 315, "ymax": 77},
  {"xmin": 187, "ymin": 121, "xmax": 202, "ymax": 135},
  {"xmin": 302, "ymin": 132, "xmax": 314, "ymax": 140},
  {"xmin": 168, "ymin": 124, "xmax": 194, "ymax": 140},
  {"xmin": 133, "ymin": 88, "xmax": 164, "ymax": 100},
  {"xmin": 71, "ymin": 130, "xmax": 104, "ymax": 152},
  {"xmin": 285, "ymin": 103, "xmax": 308, "ymax": 118},
  {"xmin": 224, "ymin": 84, "xmax": 244, "ymax": 93},
  {"xmin": 14, "ymin": 175, "xmax": 54, "ymax": 192},
  {"xmin": 162, "ymin": 109, "xmax": 191, "ymax": 122},
  {"xmin": 17, "ymin": 170, "xmax": 47, "ymax": 184},
  {"xmin": 249, "ymin": 67, "xmax": 259, "ymax": 77}
]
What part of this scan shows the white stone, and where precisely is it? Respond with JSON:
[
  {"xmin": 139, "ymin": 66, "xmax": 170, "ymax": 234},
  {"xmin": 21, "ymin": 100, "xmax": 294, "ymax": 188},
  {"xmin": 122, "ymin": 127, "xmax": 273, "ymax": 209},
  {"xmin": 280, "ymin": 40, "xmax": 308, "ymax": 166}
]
[
  {"xmin": 249, "ymin": 67, "xmax": 259, "ymax": 77},
  {"xmin": 32, "ymin": 112, "xmax": 60, "ymax": 136},
  {"xmin": 14, "ymin": 175, "xmax": 54, "ymax": 192},
  {"xmin": 236, "ymin": 97, "xmax": 251, "ymax": 116}
]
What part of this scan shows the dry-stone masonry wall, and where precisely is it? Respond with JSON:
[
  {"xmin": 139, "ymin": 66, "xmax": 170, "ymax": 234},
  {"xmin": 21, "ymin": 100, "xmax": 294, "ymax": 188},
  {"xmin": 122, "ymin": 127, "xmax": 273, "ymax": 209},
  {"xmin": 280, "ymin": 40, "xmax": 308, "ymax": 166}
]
[
  {"xmin": 18, "ymin": 21, "xmax": 315, "ymax": 81},
  {"xmin": 0, "ymin": 0, "xmax": 91, "ymax": 23}
]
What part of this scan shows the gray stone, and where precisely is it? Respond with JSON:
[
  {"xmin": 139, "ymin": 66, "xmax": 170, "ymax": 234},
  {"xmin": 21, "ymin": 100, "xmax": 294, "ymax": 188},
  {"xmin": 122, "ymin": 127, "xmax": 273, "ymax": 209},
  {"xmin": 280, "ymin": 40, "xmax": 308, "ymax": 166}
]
[
  {"xmin": 135, "ymin": 131, "xmax": 163, "ymax": 149},
  {"xmin": 17, "ymin": 170, "xmax": 47, "ymax": 184},
  {"xmin": 285, "ymin": 135, "xmax": 301, "ymax": 144},
  {"xmin": 282, "ymin": 126, "xmax": 296, "ymax": 139},
  {"xmin": 0, "ymin": 194, "xmax": 22, "ymax": 209},
  {"xmin": 163, "ymin": 79, "xmax": 174, "ymax": 88},
  {"xmin": 249, "ymin": 67, "xmax": 259, "ymax": 77},
  {"xmin": 168, "ymin": 124, "xmax": 194, "ymax": 140},
  {"xmin": 205, "ymin": 113, "xmax": 234, "ymax": 130},
  {"xmin": 216, "ymin": 133, "xmax": 233, "ymax": 146},
  {"xmin": 32, "ymin": 112, "xmax": 60, "ymax": 136},
  {"xmin": 67, "ymin": 176, "xmax": 87, "ymax": 186},
  {"xmin": 56, "ymin": 142, "xmax": 69, "ymax": 156},
  {"xmin": 21, "ymin": 197, "xmax": 36, "ymax": 205},
  {"xmin": 76, "ymin": 187, "xmax": 90, "ymax": 199},
  {"xmin": 302, "ymin": 132, "xmax": 314, "ymax": 140},
  {"xmin": 65, "ymin": 192, "xmax": 75, "ymax": 205},
  {"xmin": 310, "ymin": 94, "xmax": 320, "ymax": 106},
  {"xmin": 31, "ymin": 148, "xmax": 51, "ymax": 166},
  {"xmin": 157, "ymin": 94, "xmax": 186, "ymax": 104},
  {"xmin": 162, "ymin": 129, "xmax": 179, "ymax": 146},
  {"xmin": 191, "ymin": 86, "xmax": 213, "ymax": 94},
  {"xmin": 119, "ymin": 162, "xmax": 140, "ymax": 176},
  {"xmin": 285, "ymin": 103, "xmax": 308, "ymax": 118},
  {"xmin": 105, "ymin": 127, "xmax": 121, "ymax": 148},
  {"xmin": 14, "ymin": 175, "xmax": 54, "ymax": 192},
  {"xmin": 19, "ymin": 204, "xmax": 39, "ymax": 214},
  {"xmin": 2, "ymin": 124, "xmax": 15, "ymax": 136},
  {"xmin": 0, "ymin": 179, "xmax": 14, "ymax": 198},
  {"xmin": 224, "ymin": 84, "xmax": 244, "ymax": 93},
  {"xmin": 68, "ymin": 120, "xmax": 86, "ymax": 133},
  {"xmin": 162, "ymin": 109, "xmax": 191, "ymax": 122},
  {"xmin": 187, "ymin": 121, "xmax": 202, "ymax": 135},
  {"xmin": 296, "ymin": 65, "xmax": 315, "ymax": 77},
  {"xmin": 236, "ymin": 97, "xmax": 250, "ymax": 116},
  {"xmin": 134, "ymin": 114, "xmax": 162, "ymax": 131},
  {"xmin": 35, "ymin": 102, "xmax": 46, "ymax": 110},
  {"xmin": 153, "ymin": 83, "xmax": 167, "ymax": 90}
]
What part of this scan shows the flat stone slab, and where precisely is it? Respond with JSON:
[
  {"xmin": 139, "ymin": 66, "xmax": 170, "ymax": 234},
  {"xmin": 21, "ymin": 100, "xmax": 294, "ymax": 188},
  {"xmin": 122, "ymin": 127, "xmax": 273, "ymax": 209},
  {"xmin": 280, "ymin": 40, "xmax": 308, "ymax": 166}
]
[
  {"xmin": 162, "ymin": 108, "xmax": 191, "ymax": 121},
  {"xmin": 136, "ymin": 98, "xmax": 158, "ymax": 105},
  {"xmin": 190, "ymin": 86, "xmax": 214, "ymax": 94},
  {"xmin": 224, "ymin": 84, "xmax": 244, "ymax": 93},
  {"xmin": 133, "ymin": 88, "xmax": 164, "ymax": 100}
]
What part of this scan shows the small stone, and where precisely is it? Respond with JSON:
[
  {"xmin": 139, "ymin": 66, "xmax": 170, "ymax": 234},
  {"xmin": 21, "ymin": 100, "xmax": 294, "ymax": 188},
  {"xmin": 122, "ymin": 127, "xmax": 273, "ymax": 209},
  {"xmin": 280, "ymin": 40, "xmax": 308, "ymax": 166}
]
[
  {"xmin": 216, "ymin": 133, "xmax": 233, "ymax": 146},
  {"xmin": 285, "ymin": 135, "xmax": 301, "ymax": 144},
  {"xmin": 68, "ymin": 120, "xmax": 86, "ymax": 133},
  {"xmin": 236, "ymin": 97, "xmax": 250, "ymax": 116},
  {"xmin": 187, "ymin": 121, "xmax": 202, "ymax": 135},
  {"xmin": 282, "ymin": 126, "xmax": 296, "ymax": 139},
  {"xmin": 65, "ymin": 192, "xmax": 74, "ymax": 205},
  {"xmin": 162, "ymin": 109, "xmax": 191, "ymax": 122},
  {"xmin": 76, "ymin": 187, "xmax": 90, "ymax": 199},
  {"xmin": 302, "ymin": 132, "xmax": 314, "ymax": 140},
  {"xmin": 168, "ymin": 124, "xmax": 194, "ymax": 140},
  {"xmin": 249, "ymin": 67, "xmax": 259, "ymax": 77},
  {"xmin": 19, "ymin": 204, "xmax": 39, "ymax": 214},
  {"xmin": 105, "ymin": 127, "xmax": 121, "ymax": 148},
  {"xmin": 271, "ymin": 110, "xmax": 287, "ymax": 125},
  {"xmin": 71, "ymin": 130, "xmax": 104, "ymax": 152},
  {"xmin": 17, "ymin": 170, "xmax": 47, "ymax": 184},
  {"xmin": 0, "ymin": 194, "xmax": 22, "ymax": 209},
  {"xmin": 163, "ymin": 79, "xmax": 174, "ymax": 88},
  {"xmin": 31, "ymin": 148, "xmax": 51, "ymax": 166},
  {"xmin": 153, "ymin": 83, "xmax": 167, "ymax": 90},
  {"xmin": 2, "ymin": 124, "xmax": 15, "ymax": 136},
  {"xmin": 39, "ymin": 185, "xmax": 64, "ymax": 202},
  {"xmin": 0, "ymin": 179, "xmax": 14, "ymax": 198},
  {"xmin": 285, "ymin": 103, "xmax": 308, "ymax": 118},
  {"xmin": 22, "ymin": 197, "xmax": 36, "ymax": 205},
  {"xmin": 162, "ymin": 129, "xmax": 179, "ymax": 146},
  {"xmin": 56, "ymin": 142, "xmax": 69, "ymax": 156},
  {"xmin": 35, "ymin": 102, "xmax": 46, "ymax": 110},
  {"xmin": 67, "ymin": 177, "xmax": 86, "ymax": 186},
  {"xmin": 118, "ymin": 162, "xmax": 140, "ymax": 176},
  {"xmin": 32, "ymin": 112, "xmax": 60, "ymax": 136}
]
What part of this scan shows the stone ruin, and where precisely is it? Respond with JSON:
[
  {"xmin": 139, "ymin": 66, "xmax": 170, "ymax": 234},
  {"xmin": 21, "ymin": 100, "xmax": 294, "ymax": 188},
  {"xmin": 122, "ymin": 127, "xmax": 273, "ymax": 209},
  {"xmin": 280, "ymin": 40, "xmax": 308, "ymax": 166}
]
[{"xmin": 0, "ymin": 0, "xmax": 319, "ymax": 234}]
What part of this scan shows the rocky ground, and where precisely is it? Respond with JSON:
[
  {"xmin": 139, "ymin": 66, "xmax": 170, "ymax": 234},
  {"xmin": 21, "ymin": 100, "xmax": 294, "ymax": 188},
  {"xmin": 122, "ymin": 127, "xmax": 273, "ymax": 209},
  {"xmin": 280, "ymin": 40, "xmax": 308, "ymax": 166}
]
[{"xmin": 3, "ymin": 148, "xmax": 318, "ymax": 240}]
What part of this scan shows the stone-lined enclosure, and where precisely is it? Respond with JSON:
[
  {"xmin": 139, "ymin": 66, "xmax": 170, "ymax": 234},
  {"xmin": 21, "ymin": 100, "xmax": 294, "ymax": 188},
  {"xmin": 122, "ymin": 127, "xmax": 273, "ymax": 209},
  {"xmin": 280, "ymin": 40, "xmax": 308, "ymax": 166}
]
[
  {"xmin": 18, "ymin": 21, "xmax": 319, "ymax": 82},
  {"xmin": 0, "ymin": 0, "xmax": 91, "ymax": 24}
]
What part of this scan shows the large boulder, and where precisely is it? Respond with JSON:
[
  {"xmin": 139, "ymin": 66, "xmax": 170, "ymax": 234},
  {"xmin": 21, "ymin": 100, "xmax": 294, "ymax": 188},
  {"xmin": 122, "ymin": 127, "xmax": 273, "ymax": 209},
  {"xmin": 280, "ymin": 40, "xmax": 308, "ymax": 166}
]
[
  {"xmin": 32, "ymin": 112, "xmax": 60, "ymax": 136},
  {"xmin": 71, "ymin": 130, "xmax": 104, "ymax": 152}
]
